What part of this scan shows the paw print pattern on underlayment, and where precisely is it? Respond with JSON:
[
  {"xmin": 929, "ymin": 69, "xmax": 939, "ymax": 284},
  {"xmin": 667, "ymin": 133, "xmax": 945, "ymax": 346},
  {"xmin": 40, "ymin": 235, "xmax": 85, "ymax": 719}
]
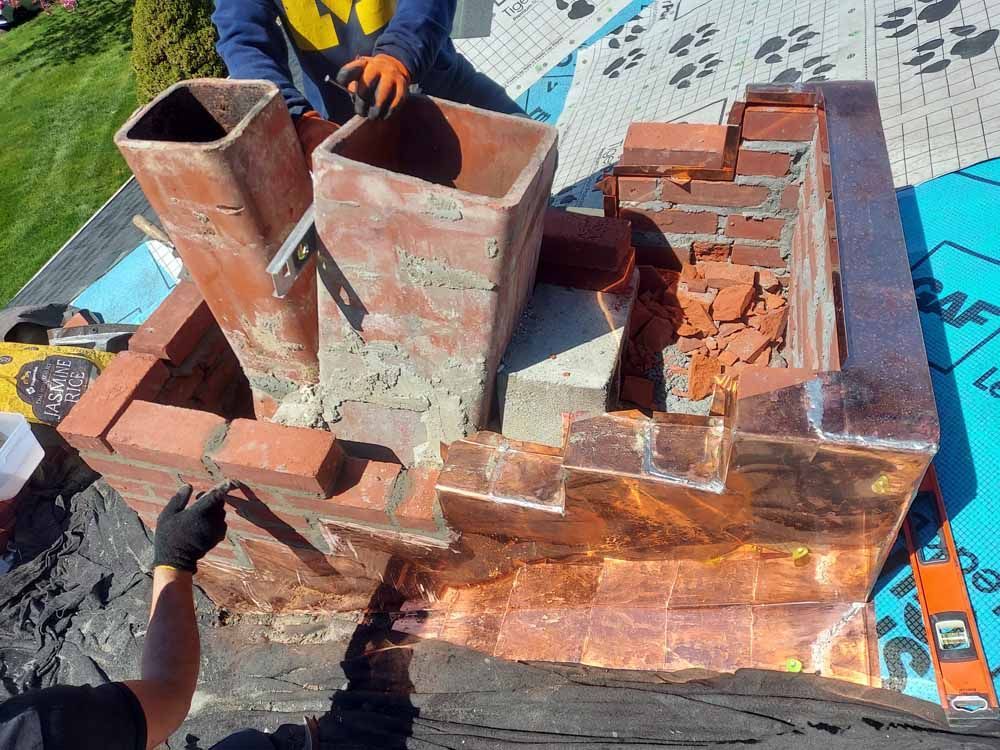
[
  {"xmin": 876, "ymin": 0, "xmax": 960, "ymax": 38},
  {"xmin": 772, "ymin": 55, "xmax": 835, "ymax": 83},
  {"xmin": 556, "ymin": 0, "xmax": 595, "ymax": 21},
  {"xmin": 903, "ymin": 25, "xmax": 1000, "ymax": 73},
  {"xmin": 753, "ymin": 23, "xmax": 830, "ymax": 82},
  {"xmin": 666, "ymin": 24, "xmax": 721, "ymax": 88},
  {"xmin": 601, "ymin": 15, "xmax": 648, "ymax": 78},
  {"xmin": 669, "ymin": 53, "xmax": 722, "ymax": 88},
  {"xmin": 877, "ymin": 2, "xmax": 999, "ymax": 74},
  {"xmin": 669, "ymin": 23, "xmax": 720, "ymax": 56}
]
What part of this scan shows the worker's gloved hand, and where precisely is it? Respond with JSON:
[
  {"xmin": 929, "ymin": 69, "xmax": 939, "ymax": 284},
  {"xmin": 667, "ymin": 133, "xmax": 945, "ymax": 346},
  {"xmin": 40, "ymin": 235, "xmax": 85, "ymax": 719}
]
[
  {"xmin": 335, "ymin": 54, "xmax": 411, "ymax": 120},
  {"xmin": 153, "ymin": 482, "xmax": 232, "ymax": 573},
  {"xmin": 295, "ymin": 110, "xmax": 339, "ymax": 170}
]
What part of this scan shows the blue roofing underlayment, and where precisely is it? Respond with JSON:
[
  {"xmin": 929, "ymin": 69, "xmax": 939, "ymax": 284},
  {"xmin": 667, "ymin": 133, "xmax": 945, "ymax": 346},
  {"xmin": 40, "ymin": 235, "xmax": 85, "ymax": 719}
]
[
  {"xmin": 12, "ymin": 0, "xmax": 999, "ymax": 708},
  {"xmin": 874, "ymin": 157, "xmax": 1000, "ymax": 700}
]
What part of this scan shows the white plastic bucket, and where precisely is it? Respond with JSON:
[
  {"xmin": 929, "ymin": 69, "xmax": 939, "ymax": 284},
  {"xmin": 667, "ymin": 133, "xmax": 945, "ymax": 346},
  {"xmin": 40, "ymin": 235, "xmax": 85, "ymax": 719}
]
[{"xmin": 0, "ymin": 412, "xmax": 44, "ymax": 501}]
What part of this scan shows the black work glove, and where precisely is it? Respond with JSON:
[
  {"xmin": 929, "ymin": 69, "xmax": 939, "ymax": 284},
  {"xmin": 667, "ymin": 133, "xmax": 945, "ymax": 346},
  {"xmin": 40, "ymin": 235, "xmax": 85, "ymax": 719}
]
[{"xmin": 153, "ymin": 482, "xmax": 232, "ymax": 573}]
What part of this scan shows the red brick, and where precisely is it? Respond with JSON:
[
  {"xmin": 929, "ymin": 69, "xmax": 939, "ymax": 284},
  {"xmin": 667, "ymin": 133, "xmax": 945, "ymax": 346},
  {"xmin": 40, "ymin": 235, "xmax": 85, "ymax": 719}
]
[
  {"xmin": 725, "ymin": 329, "xmax": 770, "ymax": 362},
  {"xmin": 536, "ymin": 249, "xmax": 636, "ymax": 295},
  {"xmin": 633, "ymin": 242, "xmax": 690, "ymax": 270},
  {"xmin": 621, "ymin": 376, "xmax": 655, "ymax": 408},
  {"xmin": 540, "ymin": 209, "xmax": 631, "ymax": 272},
  {"xmin": 638, "ymin": 317, "xmax": 675, "ymax": 352},
  {"xmin": 622, "ymin": 122, "xmax": 728, "ymax": 169},
  {"xmin": 157, "ymin": 369, "xmax": 206, "ymax": 409},
  {"xmin": 736, "ymin": 150, "xmax": 792, "ymax": 177},
  {"xmin": 687, "ymin": 354, "xmax": 722, "ymax": 401},
  {"xmin": 726, "ymin": 215, "xmax": 785, "ymax": 241},
  {"xmin": 202, "ymin": 538, "xmax": 243, "ymax": 566},
  {"xmin": 58, "ymin": 353, "xmax": 169, "ymax": 454},
  {"xmin": 222, "ymin": 496, "xmax": 318, "ymax": 548},
  {"xmin": 63, "ymin": 312, "xmax": 93, "ymax": 328},
  {"xmin": 692, "ymin": 241, "xmax": 731, "ymax": 262},
  {"xmin": 780, "ymin": 185, "xmax": 800, "ymax": 210},
  {"xmin": 711, "ymin": 285, "xmax": 754, "ymax": 322},
  {"xmin": 80, "ymin": 452, "xmax": 182, "ymax": 488},
  {"xmin": 123, "ymin": 496, "xmax": 166, "ymax": 518},
  {"xmin": 742, "ymin": 107, "xmax": 817, "ymax": 141},
  {"xmin": 758, "ymin": 269, "xmax": 781, "ymax": 292},
  {"xmin": 629, "ymin": 302, "xmax": 654, "ymax": 336},
  {"xmin": 700, "ymin": 261, "xmax": 756, "ymax": 289},
  {"xmin": 659, "ymin": 180, "xmax": 769, "ymax": 208},
  {"xmin": 289, "ymin": 457, "xmax": 401, "ymax": 524},
  {"xmin": 617, "ymin": 176, "xmax": 659, "ymax": 202},
  {"xmin": 394, "ymin": 466, "xmax": 440, "ymax": 532},
  {"xmin": 194, "ymin": 355, "xmax": 244, "ymax": 410},
  {"xmin": 108, "ymin": 401, "xmax": 225, "ymax": 475},
  {"xmin": 621, "ymin": 208, "xmax": 717, "ymax": 235},
  {"xmin": 730, "ymin": 245, "xmax": 786, "ymax": 268},
  {"xmin": 334, "ymin": 401, "xmax": 428, "ymax": 467},
  {"xmin": 129, "ymin": 280, "xmax": 215, "ymax": 365},
  {"xmin": 212, "ymin": 418, "xmax": 344, "ymax": 495},
  {"xmin": 102, "ymin": 476, "xmax": 158, "ymax": 499}
]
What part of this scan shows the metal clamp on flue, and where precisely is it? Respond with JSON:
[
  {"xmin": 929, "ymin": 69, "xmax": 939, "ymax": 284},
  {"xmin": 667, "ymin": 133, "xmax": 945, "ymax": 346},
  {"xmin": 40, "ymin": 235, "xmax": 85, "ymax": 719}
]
[{"xmin": 267, "ymin": 203, "xmax": 317, "ymax": 298}]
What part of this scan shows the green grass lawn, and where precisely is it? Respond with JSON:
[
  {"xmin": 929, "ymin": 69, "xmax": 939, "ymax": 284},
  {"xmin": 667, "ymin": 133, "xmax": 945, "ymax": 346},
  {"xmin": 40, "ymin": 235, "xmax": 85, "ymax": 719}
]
[{"xmin": 0, "ymin": 0, "xmax": 136, "ymax": 306}]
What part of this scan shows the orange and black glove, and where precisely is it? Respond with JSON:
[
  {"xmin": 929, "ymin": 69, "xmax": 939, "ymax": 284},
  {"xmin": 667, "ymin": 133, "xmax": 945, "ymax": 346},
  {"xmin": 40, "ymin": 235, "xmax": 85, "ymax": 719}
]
[
  {"xmin": 335, "ymin": 54, "xmax": 411, "ymax": 120},
  {"xmin": 295, "ymin": 110, "xmax": 339, "ymax": 170}
]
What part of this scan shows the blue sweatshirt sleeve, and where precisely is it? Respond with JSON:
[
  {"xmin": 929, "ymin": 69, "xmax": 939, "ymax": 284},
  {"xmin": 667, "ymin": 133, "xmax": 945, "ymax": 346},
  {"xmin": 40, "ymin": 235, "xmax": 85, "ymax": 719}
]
[
  {"xmin": 212, "ymin": 0, "xmax": 313, "ymax": 118},
  {"xmin": 374, "ymin": 0, "xmax": 456, "ymax": 83}
]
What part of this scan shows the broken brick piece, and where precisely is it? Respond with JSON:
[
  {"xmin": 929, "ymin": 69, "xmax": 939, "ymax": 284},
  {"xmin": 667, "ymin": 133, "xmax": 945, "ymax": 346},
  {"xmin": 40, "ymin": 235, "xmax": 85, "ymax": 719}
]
[
  {"xmin": 757, "ymin": 269, "xmax": 781, "ymax": 292},
  {"xmin": 629, "ymin": 303, "xmax": 654, "ymax": 336},
  {"xmin": 711, "ymin": 284, "xmax": 754, "ymax": 322},
  {"xmin": 750, "ymin": 346, "xmax": 772, "ymax": 366},
  {"xmin": 681, "ymin": 278, "xmax": 709, "ymax": 294},
  {"xmin": 693, "ymin": 241, "xmax": 731, "ymax": 262},
  {"xmin": 705, "ymin": 336, "xmax": 719, "ymax": 351},
  {"xmin": 726, "ymin": 329, "xmax": 770, "ymax": 363},
  {"xmin": 639, "ymin": 316, "xmax": 676, "ymax": 352},
  {"xmin": 541, "ymin": 208, "xmax": 631, "ymax": 272},
  {"xmin": 700, "ymin": 261, "xmax": 757, "ymax": 289},
  {"xmin": 718, "ymin": 349, "xmax": 739, "ymax": 367},
  {"xmin": 758, "ymin": 308, "xmax": 789, "ymax": 343},
  {"xmin": 679, "ymin": 264, "xmax": 700, "ymax": 282},
  {"xmin": 677, "ymin": 336, "xmax": 703, "ymax": 353},
  {"xmin": 638, "ymin": 265, "xmax": 668, "ymax": 294},
  {"xmin": 677, "ymin": 294, "xmax": 717, "ymax": 335},
  {"xmin": 717, "ymin": 322, "xmax": 746, "ymax": 338},
  {"xmin": 764, "ymin": 292, "xmax": 786, "ymax": 310},
  {"xmin": 687, "ymin": 353, "xmax": 722, "ymax": 400},
  {"xmin": 622, "ymin": 376, "xmax": 655, "ymax": 408}
]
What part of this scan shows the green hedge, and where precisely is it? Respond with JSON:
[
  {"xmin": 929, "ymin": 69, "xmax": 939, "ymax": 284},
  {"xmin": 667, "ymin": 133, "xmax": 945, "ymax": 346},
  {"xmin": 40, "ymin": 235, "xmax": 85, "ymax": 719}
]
[{"xmin": 131, "ymin": 0, "xmax": 226, "ymax": 103}]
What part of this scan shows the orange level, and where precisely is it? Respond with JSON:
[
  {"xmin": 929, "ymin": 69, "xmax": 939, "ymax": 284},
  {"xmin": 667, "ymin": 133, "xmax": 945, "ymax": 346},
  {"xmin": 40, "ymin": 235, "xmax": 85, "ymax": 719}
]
[{"xmin": 902, "ymin": 466, "xmax": 999, "ymax": 724}]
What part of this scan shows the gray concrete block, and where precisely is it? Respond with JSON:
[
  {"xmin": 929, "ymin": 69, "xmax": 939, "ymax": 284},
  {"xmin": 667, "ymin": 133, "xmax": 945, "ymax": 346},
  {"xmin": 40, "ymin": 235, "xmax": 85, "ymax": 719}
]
[{"xmin": 498, "ymin": 275, "xmax": 636, "ymax": 447}]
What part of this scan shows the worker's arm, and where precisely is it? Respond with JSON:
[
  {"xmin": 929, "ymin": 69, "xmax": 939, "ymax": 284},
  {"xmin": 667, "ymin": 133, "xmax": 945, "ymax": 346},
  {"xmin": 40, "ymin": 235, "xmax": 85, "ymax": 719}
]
[
  {"xmin": 373, "ymin": 0, "xmax": 456, "ymax": 83},
  {"xmin": 212, "ymin": 0, "xmax": 312, "ymax": 117},
  {"xmin": 124, "ymin": 483, "xmax": 230, "ymax": 750}
]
